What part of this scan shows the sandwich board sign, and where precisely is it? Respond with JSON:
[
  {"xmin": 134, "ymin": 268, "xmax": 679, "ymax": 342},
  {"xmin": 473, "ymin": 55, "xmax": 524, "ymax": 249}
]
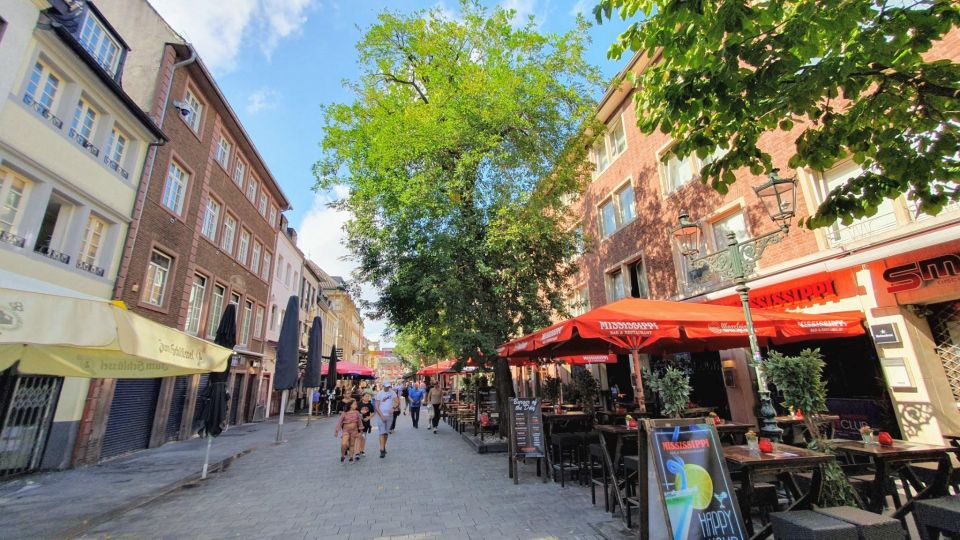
[{"xmin": 641, "ymin": 419, "xmax": 747, "ymax": 540}]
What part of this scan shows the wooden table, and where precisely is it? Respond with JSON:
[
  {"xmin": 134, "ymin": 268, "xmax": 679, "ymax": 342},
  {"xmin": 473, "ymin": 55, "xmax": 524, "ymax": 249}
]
[
  {"xmin": 594, "ymin": 424, "xmax": 639, "ymax": 523},
  {"xmin": 775, "ymin": 414, "xmax": 839, "ymax": 443},
  {"xmin": 724, "ymin": 443, "xmax": 834, "ymax": 539},
  {"xmin": 831, "ymin": 439, "xmax": 957, "ymax": 516},
  {"xmin": 714, "ymin": 422, "xmax": 755, "ymax": 445},
  {"xmin": 681, "ymin": 406, "xmax": 717, "ymax": 418}
]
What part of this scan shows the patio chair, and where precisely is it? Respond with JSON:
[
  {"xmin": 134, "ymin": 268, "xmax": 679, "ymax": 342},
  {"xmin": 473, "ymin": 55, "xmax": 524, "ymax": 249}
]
[
  {"xmin": 771, "ymin": 510, "xmax": 858, "ymax": 539},
  {"xmin": 813, "ymin": 507, "xmax": 904, "ymax": 539}
]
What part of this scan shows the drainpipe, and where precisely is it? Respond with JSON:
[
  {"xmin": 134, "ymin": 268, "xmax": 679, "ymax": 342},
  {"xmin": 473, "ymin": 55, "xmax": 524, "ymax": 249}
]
[{"xmin": 114, "ymin": 44, "xmax": 197, "ymax": 298}]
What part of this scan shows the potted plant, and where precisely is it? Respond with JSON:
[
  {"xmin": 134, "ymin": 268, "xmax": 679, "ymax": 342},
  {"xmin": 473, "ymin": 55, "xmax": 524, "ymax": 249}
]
[
  {"xmin": 764, "ymin": 348, "xmax": 860, "ymax": 507},
  {"xmin": 572, "ymin": 370, "xmax": 600, "ymax": 414},
  {"xmin": 543, "ymin": 376, "xmax": 561, "ymax": 403},
  {"xmin": 859, "ymin": 425, "xmax": 874, "ymax": 444},
  {"xmin": 643, "ymin": 366, "xmax": 692, "ymax": 419}
]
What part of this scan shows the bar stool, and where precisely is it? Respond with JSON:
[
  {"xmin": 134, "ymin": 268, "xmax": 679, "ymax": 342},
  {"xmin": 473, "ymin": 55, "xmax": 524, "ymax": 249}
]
[
  {"xmin": 588, "ymin": 443, "xmax": 610, "ymax": 511},
  {"xmin": 550, "ymin": 433, "xmax": 582, "ymax": 487}
]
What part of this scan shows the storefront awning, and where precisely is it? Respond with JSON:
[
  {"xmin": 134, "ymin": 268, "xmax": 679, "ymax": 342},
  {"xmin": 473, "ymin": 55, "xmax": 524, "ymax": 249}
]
[{"xmin": 0, "ymin": 270, "xmax": 231, "ymax": 378}]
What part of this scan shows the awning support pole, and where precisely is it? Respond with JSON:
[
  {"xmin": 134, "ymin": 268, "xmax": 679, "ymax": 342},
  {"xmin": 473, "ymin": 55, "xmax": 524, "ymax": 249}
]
[
  {"xmin": 200, "ymin": 435, "xmax": 213, "ymax": 479},
  {"xmin": 631, "ymin": 349, "xmax": 646, "ymax": 413},
  {"xmin": 276, "ymin": 389, "xmax": 288, "ymax": 443}
]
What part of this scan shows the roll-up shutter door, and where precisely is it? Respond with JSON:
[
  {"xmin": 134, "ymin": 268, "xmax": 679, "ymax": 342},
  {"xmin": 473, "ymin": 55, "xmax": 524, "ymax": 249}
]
[
  {"xmin": 101, "ymin": 379, "xmax": 161, "ymax": 460},
  {"xmin": 164, "ymin": 376, "xmax": 190, "ymax": 442}
]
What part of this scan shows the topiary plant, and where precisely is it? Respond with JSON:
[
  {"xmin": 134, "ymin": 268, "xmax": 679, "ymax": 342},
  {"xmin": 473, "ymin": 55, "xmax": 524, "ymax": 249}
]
[
  {"xmin": 543, "ymin": 376, "xmax": 561, "ymax": 403},
  {"xmin": 643, "ymin": 366, "xmax": 691, "ymax": 418},
  {"xmin": 573, "ymin": 369, "xmax": 600, "ymax": 413},
  {"xmin": 765, "ymin": 348, "xmax": 861, "ymax": 508}
]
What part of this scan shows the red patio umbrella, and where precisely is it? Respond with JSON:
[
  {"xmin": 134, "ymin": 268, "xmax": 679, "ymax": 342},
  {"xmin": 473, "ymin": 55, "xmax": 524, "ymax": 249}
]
[
  {"xmin": 499, "ymin": 298, "xmax": 865, "ymax": 411},
  {"xmin": 322, "ymin": 360, "xmax": 375, "ymax": 378}
]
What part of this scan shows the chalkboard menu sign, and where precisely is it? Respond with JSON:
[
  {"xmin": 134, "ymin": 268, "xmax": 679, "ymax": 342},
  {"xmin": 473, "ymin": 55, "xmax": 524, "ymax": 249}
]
[
  {"xmin": 510, "ymin": 398, "xmax": 544, "ymax": 457},
  {"xmin": 645, "ymin": 420, "xmax": 746, "ymax": 540}
]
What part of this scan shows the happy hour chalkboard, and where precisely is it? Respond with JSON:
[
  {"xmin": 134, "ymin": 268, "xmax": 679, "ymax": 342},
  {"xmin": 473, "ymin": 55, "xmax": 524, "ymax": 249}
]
[
  {"xmin": 646, "ymin": 419, "xmax": 747, "ymax": 540},
  {"xmin": 510, "ymin": 398, "xmax": 544, "ymax": 458}
]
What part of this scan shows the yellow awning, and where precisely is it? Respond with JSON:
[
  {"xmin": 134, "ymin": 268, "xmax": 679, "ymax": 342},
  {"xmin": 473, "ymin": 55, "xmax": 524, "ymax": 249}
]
[{"xmin": 0, "ymin": 271, "xmax": 230, "ymax": 378}]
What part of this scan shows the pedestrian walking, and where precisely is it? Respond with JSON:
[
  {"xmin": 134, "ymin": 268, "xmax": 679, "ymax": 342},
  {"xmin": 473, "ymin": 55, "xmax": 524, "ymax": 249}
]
[
  {"xmin": 401, "ymin": 382, "xmax": 410, "ymax": 415},
  {"xmin": 357, "ymin": 391, "xmax": 374, "ymax": 457},
  {"xmin": 427, "ymin": 383, "xmax": 443, "ymax": 434},
  {"xmin": 390, "ymin": 395, "xmax": 401, "ymax": 432},
  {"xmin": 334, "ymin": 400, "xmax": 362, "ymax": 463},
  {"xmin": 373, "ymin": 381, "xmax": 398, "ymax": 458},
  {"xmin": 407, "ymin": 382, "xmax": 425, "ymax": 428}
]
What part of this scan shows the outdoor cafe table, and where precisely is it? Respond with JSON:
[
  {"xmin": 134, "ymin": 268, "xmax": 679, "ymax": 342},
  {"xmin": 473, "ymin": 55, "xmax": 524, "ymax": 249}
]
[
  {"xmin": 831, "ymin": 438, "xmax": 958, "ymax": 516},
  {"xmin": 724, "ymin": 443, "xmax": 834, "ymax": 539},
  {"xmin": 714, "ymin": 422, "xmax": 755, "ymax": 445},
  {"xmin": 776, "ymin": 414, "xmax": 840, "ymax": 443}
]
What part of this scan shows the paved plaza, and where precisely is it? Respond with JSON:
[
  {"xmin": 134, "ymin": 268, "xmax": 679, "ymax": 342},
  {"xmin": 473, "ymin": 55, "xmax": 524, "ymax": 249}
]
[{"xmin": 75, "ymin": 414, "xmax": 626, "ymax": 539}]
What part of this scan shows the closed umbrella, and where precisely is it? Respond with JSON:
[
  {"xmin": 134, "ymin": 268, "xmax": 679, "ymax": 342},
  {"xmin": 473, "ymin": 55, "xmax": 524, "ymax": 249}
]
[
  {"xmin": 304, "ymin": 317, "xmax": 322, "ymax": 425},
  {"xmin": 325, "ymin": 345, "xmax": 338, "ymax": 415},
  {"xmin": 198, "ymin": 303, "xmax": 236, "ymax": 479},
  {"xmin": 273, "ymin": 296, "xmax": 300, "ymax": 442}
]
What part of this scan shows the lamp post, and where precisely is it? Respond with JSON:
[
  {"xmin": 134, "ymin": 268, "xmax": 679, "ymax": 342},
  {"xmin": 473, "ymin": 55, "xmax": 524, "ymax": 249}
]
[{"xmin": 672, "ymin": 169, "xmax": 798, "ymax": 442}]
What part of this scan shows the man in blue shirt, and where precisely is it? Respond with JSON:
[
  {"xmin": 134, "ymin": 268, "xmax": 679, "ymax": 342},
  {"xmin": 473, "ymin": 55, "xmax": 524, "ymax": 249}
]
[{"xmin": 407, "ymin": 382, "xmax": 426, "ymax": 429}]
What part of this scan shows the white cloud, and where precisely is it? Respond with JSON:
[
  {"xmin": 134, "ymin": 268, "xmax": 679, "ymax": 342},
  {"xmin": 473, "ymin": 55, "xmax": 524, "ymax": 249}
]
[
  {"xmin": 246, "ymin": 87, "xmax": 280, "ymax": 114},
  {"xmin": 296, "ymin": 190, "xmax": 388, "ymax": 343},
  {"xmin": 501, "ymin": 0, "xmax": 544, "ymax": 26},
  {"xmin": 148, "ymin": 0, "xmax": 316, "ymax": 73},
  {"xmin": 570, "ymin": 0, "xmax": 592, "ymax": 16}
]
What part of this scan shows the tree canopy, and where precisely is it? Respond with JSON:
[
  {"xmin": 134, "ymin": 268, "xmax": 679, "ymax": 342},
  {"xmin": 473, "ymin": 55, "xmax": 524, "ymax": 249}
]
[
  {"xmin": 595, "ymin": 0, "xmax": 959, "ymax": 228},
  {"xmin": 316, "ymin": 1, "xmax": 602, "ymax": 362}
]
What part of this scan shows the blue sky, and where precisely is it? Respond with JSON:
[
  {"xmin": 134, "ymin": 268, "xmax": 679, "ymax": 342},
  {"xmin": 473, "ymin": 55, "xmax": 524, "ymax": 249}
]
[{"xmin": 147, "ymin": 0, "xmax": 630, "ymax": 342}]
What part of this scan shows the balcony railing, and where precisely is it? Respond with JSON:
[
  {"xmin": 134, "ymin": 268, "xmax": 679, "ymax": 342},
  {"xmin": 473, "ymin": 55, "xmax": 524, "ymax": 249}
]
[
  {"xmin": 68, "ymin": 128, "xmax": 100, "ymax": 157},
  {"xmin": 0, "ymin": 230, "xmax": 26, "ymax": 248},
  {"xmin": 102, "ymin": 155, "xmax": 129, "ymax": 180},
  {"xmin": 825, "ymin": 210, "xmax": 900, "ymax": 247},
  {"xmin": 34, "ymin": 245, "xmax": 70, "ymax": 265},
  {"xmin": 22, "ymin": 95, "xmax": 64, "ymax": 129},
  {"xmin": 679, "ymin": 263, "xmax": 732, "ymax": 297},
  {"xmin": 76, "ymin": 260, "xmax": 105, "ymax": 277}
]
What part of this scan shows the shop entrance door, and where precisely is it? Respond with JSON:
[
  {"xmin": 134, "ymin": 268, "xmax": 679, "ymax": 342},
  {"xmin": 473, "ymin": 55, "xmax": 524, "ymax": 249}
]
[
  {"xmin": 929, "ymin": 300, "xmax": 960, "ymax": 404},
  {"xmin": 0, "ymin": 372, "xmax": 61, "ymax": 478}
]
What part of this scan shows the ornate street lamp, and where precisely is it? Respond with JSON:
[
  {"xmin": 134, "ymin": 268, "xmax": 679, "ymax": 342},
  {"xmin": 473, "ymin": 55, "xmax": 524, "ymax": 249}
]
[{"xmin": 673, "ymin": 170, "xmax": 797, "ymax": 441}]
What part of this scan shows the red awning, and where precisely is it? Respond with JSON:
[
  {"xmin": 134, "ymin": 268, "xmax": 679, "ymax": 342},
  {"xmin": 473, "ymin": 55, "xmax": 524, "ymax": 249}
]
[
  {"xmin": 417, "ymin": 359, "xmax": 456, "ymax": 376},
  {"xmin": 321, "ymin": 361, "xmax": 375, "ymax": 377},
  {"xmin": 499, "ymin": 298, "xmax": 865, "ymax": 358}
]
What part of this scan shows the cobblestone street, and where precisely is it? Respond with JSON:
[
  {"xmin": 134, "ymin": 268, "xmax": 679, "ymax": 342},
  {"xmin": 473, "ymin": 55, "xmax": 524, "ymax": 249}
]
[{"xmin": 83, "ymin": 415, "xmax": 626, "ymax": 540}]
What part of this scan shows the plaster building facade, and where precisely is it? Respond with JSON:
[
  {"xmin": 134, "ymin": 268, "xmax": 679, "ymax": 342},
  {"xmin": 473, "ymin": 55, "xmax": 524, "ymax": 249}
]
[
  {"xmin": 71, "ymin": 0, "xmax": 290, "ymax": 464},
  {"xmin": 0, "ymin": 0, "xmax": 163, "ymax": 476}
]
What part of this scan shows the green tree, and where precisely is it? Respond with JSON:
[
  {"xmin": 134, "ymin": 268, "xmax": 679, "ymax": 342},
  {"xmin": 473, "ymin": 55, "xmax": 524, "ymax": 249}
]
[
  {"xmin": 315, "ymin": 1, "xmax": 602, "ymax": 430},
  {"xmin": 594, "ymin": 0, "xmax": 959, "ymax": 228}
]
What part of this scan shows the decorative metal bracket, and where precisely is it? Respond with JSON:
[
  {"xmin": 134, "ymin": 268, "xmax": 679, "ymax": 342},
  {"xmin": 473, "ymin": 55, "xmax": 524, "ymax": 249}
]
[{"xmin": 688, "ymin": 226, "xmax": 787, "ymax": 280}]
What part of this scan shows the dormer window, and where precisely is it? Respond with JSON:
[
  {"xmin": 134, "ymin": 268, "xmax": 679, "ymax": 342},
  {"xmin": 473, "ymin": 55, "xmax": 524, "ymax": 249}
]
[{"xmin": 79, "ymin": 11, "xmax": 121, "ymax": 78}]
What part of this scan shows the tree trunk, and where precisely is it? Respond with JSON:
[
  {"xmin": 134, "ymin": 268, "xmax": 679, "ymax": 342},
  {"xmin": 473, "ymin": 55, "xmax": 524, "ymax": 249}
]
[{"xmin": 495, "ymin": 357, "xmax": 515, "ymax": 438}]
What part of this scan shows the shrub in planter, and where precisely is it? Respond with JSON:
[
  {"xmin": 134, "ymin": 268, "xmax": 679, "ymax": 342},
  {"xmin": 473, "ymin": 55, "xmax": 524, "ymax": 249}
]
[
  {"xmin": 765, "ymin": 348, "xmax": 860, "ymax": 507},
  {"xmin": 643, "ymin": 366, "xmax": 691, "ymax": 419},
  {"xmin": 543, "ymin": 376, "xmax": 561, "ymax": 403},
  {"xmin": 573, "ymin": 369, "xmax": 600, "ymax": 413}
]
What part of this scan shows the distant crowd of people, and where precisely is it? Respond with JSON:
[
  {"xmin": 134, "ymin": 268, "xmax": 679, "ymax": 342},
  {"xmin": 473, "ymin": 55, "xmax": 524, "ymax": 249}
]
[{"xmin": 333, "ymin": 380, "xmax": 444, "ymax": 462}]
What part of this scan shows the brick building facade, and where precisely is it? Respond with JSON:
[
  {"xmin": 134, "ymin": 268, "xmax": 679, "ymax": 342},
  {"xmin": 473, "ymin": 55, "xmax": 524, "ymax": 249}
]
[
  {"xmin": 73, "ymin": 0, "xmax": 290, "ymax": 464},
  {"xmin": 560, "ymin": 32, "xmax": 960, "ymax": 443}
]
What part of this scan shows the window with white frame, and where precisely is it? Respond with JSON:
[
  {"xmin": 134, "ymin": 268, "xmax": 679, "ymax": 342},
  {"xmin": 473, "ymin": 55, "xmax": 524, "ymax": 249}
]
[
  {"xmin": 230, "ymin": 292, "xmax": 241, "ymax": 306},
  {"xmin": 254, "ymin": 305, "xmax": 265, "ymax": 338},
  {"xmin": 221, "ymin": 215, "xmax": 236, "ymax": 254},
  {"xmin": 626, "ymin": 259, "xmax": 649, "ymax": 298},
  {"xmin": 78, "ymin": 214, "xmax": 107, "ymax": 267},
  {"xmin": 663, "ymin": 151, "xmax": 695, "ymax": 194},
  {"xmin": 593, "ymin": 139, "xmax": 610, "ymax": 176},
  {"xmin": 598, "ymin": 181, "xmax": 636, "ymax": 238},
  {"xmin": 818, "ymin": 161, "xmax": 899, "ymax": 246},
  {"xmin": 215, "ymin": 135, "xmax": 231, "ymax": 168},
  {"xmin": 610, "ymin": 117, "xmax": 627, "ymax": 156},
  {"xmin": 239, "ymin": 300, "xmax": 253, "ymax": 346},
  {"xmin": 251, "ymin": 240, "xmax": 262, "ymax": 275},
  {"xmin": 569, "ymin": 285, "xmax": 590, "ymax": 316},
  {"xmin": 185, "ymin": 274, "xmax": 206, "ymax": 335},
  {"xmin": 201, "ymin": 198, "xmax": 220, "ymax": 241},
  {"xmin": 237, "ymin": 229, "xmax": 250, "ymax": 265},
  {"xmin": 104, "ymin": 127, "xmax": 127, "ymax": 167},
  {"xmin": 183, "ymin": 89, "xmax": 202, "ymax": 132},
  {"xmin": 161, "ymin": 162, "xmax": 188, "ymax": 215},
  {"xmin": 79, "ymin": 11, "xmax": 121, "ymax": 76},
  {"xmin": 261, "ymin": 252, "xmax": 271, "ymax": 281},
  {"xmin": 233, "ymin": 159, "xmax": 246, "ymax": 188},
  {"xmin": 285, "ymin": 262, "xmax": 292, "ymax": 287},
  {"xmin": 709, "ymin": 210, "xmax": 749, "ymax": 250},
  {"xmin": 0, "ymin": 168, "xmax": 29, "ymax": 234},
  {"xmin": 246, "ymin": 176, "xmax": 258, "ymax": 202},
  {"xmin": 605, "ymin": 270, "xmax": 627, "ymax": 302},
  {"xmin": 269, "ymin": 206, "xmax": 278, "ymax": 228},
  {"xmin": 206, "ymin": 283, "xmax": 225, "ymax": 339},
  {"xmin": 258, "ymin": 191, "xmax": 268, "ymax": 215},
  {"xmin": 70, "ymin": 98, "xmax": 98, "ymax": 146},
  {"xmin": 270, "ymin": 305, "xmax": 278, "ymax": 331},
  {"xmin": 573, "ymin": 224, "xmax": 585, "ymax": 256},
  {"xmin": 142, "ymin": 249, "xmax": 172, "ymax": 306},
  {"xmin": 25, "ymin": 61, "xmax": 61, "ymax": 113},
  {"xmin": 592, "ymin": 115, "xmax": 628, "ymax": 177}
]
